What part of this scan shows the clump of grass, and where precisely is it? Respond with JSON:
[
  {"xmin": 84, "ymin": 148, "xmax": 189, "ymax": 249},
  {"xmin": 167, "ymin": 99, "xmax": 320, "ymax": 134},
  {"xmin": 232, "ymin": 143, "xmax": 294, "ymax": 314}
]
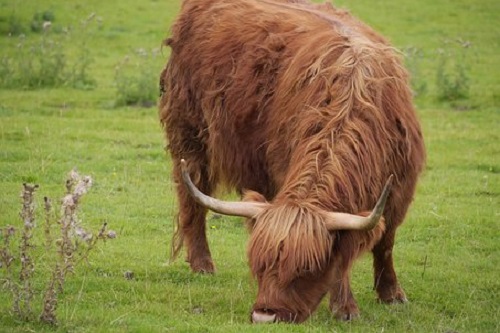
[
  {"xmin": 0, "ymin": 170, "xmax": 116, "ymax": 325},
  {"xmin": 114, "ymin": 48, "xmax": 161, "ymax": 107},
  {"xmin": 0, "ymin": 13, "xmax": 97, "ymax": 90},
  {"xmin": 403, "ymin": 38, "xmax": 473, "ymax": 104},
  {"xmin": 2, "ymin": 14, "xmax": 26, "ymax": 35},
  {"xmin": 0, "ymin": 6, "xmax": 54, "ymax": 36},
  {"xmin": 435, "ymin": 38, "xmax": 472, "ymax": 102}
]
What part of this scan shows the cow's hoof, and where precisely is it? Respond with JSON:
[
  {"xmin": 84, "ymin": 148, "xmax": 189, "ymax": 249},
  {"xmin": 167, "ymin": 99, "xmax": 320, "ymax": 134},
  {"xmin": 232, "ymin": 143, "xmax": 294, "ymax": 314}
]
[
  {"xmin": 189, "ymin": 257, "xmax": 216, "ymax": 274},
  {"xmin": 335, "ymin": 311, "xmax": 360, "ymax": 321},
  {"xmin": 377, "ymin": 287, "xmax": 408, "ymax": 304},
  {"xmin": 331, "ymin": 304, "xmax": 360, "ymax": 321}
]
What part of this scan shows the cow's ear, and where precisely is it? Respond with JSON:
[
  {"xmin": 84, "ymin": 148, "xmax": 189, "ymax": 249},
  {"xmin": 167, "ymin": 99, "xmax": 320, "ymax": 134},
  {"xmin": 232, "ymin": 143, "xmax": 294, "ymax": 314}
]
[
  {"xmin": 242, "ymin": 190, "xmax": 268, "ymax": 230},
  {"xmin": 242, "ymin": 190, "xmax": 268, "ymax": 203}
]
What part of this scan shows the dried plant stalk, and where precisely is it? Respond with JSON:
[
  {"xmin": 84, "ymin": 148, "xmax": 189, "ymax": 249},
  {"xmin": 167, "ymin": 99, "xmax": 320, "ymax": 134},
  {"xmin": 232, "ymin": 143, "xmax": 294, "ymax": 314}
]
[
  {"xmin": 18, "ymin": 183, "xmax": 39, "ymax": 319},
  {"xmin": 1, "ymin": 170, "xmax": 115, "ymax": 325},
  {"xmin": 1, "ymin": 225, "xmax": 20, "ymax": 315},
  {"xmin": 43, "ymin": 197, "xmax": 53, "ymax": 251}
]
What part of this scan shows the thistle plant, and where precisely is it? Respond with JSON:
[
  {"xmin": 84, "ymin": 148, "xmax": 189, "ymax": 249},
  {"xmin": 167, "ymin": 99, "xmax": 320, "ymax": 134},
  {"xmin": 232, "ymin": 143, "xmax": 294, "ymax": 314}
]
[
  {"xmin": 0, "ymin": 170, "xmax": 116, "ymax": 325},
  {"xmin": 114, "ymin": 47, "xmax": 162, "ymax": 107},
  {"xmin": 40, "ymin": 169, "xmax": 115, "ymax": 324},
  {"xmin": 43, "ymin": 196, "xmax": 53, "ymax": 251},
  {"xmin": 18, "ymin": 184, "xmax": 39, "ymax": 320},
  {"xmin": 0, "ymin": 225, "xmax": 19, "ymax": 316}
]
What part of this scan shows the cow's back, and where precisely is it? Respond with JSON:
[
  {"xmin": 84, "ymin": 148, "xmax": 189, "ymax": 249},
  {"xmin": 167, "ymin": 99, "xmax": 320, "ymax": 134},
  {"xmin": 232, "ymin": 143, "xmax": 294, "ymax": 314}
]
[{"xmin": 160, "ymin": 0, "xmax": 425, "ymax": 207}]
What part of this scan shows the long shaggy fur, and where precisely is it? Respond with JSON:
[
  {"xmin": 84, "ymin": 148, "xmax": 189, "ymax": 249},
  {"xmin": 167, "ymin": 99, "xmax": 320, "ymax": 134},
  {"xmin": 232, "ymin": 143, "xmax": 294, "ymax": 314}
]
[
  {"xmin": 248, "ymin": 203, "xmax": 333, "ymax": 286},
  {"xmin": 160, "ymin": 0, "xmax": 425, "ymax": 322}
]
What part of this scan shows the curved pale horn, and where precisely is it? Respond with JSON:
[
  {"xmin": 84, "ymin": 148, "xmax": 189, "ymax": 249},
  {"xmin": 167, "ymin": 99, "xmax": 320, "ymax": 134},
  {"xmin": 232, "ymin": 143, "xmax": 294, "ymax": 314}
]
[
  {"xmin": 325, "ymin": 175, "xmax": 394, "ymax": 231},
  {"xmin": 180, "ymin": 159, "xmax": 267, "ymax": 218}
]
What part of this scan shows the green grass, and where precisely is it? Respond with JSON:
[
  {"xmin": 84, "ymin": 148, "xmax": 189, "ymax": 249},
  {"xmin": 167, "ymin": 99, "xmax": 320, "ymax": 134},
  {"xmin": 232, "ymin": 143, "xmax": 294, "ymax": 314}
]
[{"xmin": 0, "ymin": 0, "xmax": 499, "ymax": 332}]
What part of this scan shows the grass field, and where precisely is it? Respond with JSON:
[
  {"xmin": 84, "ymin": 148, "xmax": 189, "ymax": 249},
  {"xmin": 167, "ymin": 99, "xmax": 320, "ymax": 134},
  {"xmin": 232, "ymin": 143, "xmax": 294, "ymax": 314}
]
[{"xmin": 0, "ymin": 0, "xmax": 499, "ymax": 332}]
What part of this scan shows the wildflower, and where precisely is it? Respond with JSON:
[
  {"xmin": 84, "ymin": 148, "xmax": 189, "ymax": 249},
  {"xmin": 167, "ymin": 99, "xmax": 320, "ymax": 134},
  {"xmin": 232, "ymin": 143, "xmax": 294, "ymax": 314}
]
[{"xmin": 42, "ymin": 21, "xmax": 52, "ymax": 32}]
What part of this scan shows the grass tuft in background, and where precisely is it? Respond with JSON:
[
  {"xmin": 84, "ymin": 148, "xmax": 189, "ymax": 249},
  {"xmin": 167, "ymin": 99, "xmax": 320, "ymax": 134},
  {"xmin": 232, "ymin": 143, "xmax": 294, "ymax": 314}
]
[
  {"xmin": 114, "ymin": 47, "xmax": 162, "ymax": 108},
  {"xmin": 0, "ymin": 12, "xmax": 98, "ymax": 90}
]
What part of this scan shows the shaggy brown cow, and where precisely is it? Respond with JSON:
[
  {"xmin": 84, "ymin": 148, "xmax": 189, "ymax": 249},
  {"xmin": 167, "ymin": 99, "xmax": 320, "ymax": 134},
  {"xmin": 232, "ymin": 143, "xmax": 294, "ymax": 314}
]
[{"xmin": 159, "ymin": 0, "xmax": 425, "ymax": 323}]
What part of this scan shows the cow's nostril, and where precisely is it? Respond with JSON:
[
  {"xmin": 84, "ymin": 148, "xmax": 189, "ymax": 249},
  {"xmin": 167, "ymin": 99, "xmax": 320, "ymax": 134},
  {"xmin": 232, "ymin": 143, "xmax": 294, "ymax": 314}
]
[{"xmin": 251, "ymin": 309, "xmax": 277, "ymax": 324}]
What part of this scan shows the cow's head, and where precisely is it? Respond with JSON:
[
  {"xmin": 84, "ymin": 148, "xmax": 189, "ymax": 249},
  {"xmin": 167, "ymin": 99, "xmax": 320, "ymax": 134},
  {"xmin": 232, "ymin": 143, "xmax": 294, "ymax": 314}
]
[
  {"xmin": 245, "ymin": 200, "xmax": 337, "ymax": 323},
  {"xmin": 179, "ymin": 159, "xmax": 392, "ymax": 323}
]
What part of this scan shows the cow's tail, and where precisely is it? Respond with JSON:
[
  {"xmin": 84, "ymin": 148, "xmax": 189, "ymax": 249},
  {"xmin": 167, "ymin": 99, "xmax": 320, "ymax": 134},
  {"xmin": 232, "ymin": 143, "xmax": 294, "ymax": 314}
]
[{"xmin": 170, "ymin": 214, "xmax": 183, "ymax": 261}]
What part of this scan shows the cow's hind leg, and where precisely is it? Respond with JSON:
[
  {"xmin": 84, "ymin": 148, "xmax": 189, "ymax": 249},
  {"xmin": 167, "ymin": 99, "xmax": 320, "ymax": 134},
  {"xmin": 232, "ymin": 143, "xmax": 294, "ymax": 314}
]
[{"xmin": 172, "ymin": 158, "xmax": 215, "ymax": 273}]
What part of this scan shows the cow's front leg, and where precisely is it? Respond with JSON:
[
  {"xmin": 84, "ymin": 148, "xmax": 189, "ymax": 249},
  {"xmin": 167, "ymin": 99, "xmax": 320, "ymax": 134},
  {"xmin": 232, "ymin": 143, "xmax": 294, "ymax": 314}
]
[
  {"xmin": 329, "ymin": 259, "xmax": 359, "ymax": 321},
  {"xmin": 329, "ymin": 223, "xmax": 386, "ymax": 320},
  {"xmin": 172, "ymin": 159, "xmax": 215, "ymax": 273},
  {"xmin": 372, "ymin": 228, "xmax": 407, "ymax": 303}
]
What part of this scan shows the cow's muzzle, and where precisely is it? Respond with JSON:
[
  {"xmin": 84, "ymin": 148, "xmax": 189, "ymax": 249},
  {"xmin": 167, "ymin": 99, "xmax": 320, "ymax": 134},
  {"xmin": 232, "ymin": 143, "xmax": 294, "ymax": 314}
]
[{"xmin": 251, "ymin": 310, "xmax": 276, "ymax": 324}]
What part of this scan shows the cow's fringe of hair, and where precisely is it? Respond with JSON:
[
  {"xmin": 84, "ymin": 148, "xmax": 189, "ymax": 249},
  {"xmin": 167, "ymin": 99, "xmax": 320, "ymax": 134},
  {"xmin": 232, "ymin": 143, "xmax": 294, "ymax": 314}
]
[{"xmin": 248, "ymin": 202, "xmax": 332, "ymax": 285}]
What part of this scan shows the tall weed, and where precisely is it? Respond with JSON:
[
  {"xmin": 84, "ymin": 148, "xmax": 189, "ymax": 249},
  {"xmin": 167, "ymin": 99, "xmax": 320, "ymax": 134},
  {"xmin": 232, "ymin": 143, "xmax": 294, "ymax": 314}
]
[
  {"xmin": 435, "ymin": 38, "xmax": 472, "ymax": 102},
  {"xmin": 404, "ymin": 38, "xmax": 473, "ymax": 104},
  {"xmin": 0, "ymin": 171, "xmax": 115, "ymax": 325},
  {"xmin": 404, "ymin": 46, "xmax": 428, "ymax": 97}
]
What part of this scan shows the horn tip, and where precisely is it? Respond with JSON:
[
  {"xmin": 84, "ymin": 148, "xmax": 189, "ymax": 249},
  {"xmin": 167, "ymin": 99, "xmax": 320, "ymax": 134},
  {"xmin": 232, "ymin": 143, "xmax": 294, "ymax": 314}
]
[{"xmin": 387, "ymin": 174, "xmax": 394, "ymax": 184}]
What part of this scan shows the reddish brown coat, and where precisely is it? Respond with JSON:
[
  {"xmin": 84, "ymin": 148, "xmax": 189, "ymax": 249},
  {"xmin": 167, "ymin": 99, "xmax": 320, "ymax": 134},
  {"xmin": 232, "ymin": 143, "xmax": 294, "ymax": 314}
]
[{"xmin": 159, "ymin": 0, "xmax": 425, "ymax": 323}]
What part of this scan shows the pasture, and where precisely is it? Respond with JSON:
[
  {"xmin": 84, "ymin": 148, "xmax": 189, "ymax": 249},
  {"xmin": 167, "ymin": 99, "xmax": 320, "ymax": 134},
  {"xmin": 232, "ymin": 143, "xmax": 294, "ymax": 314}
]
[{"xmin": 0, "ymin": 0, "xmax": 498, "ymax": 332}]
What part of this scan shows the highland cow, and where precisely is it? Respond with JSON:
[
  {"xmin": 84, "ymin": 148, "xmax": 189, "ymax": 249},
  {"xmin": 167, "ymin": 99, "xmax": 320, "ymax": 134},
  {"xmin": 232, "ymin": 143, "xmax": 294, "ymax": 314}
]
[{"xmin": 159, "ymin": 0, "xmax": 425, "ymax": 323}]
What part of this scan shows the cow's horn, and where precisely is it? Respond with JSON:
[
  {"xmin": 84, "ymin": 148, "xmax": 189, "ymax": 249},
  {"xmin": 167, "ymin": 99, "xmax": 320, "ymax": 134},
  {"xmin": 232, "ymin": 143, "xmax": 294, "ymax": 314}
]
[
  {"xmin": 180, "ymin": 159, "xmax": 267, "ymax": 218},
  {"xmin": 324, "ymin": 175, "xmax": 394, "ymax": 231}
]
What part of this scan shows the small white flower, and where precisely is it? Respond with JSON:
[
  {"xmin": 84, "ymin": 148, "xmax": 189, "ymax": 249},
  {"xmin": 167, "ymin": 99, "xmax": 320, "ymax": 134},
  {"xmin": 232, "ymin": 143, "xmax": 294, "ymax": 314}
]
[{"xmin": 42, "ymin": 21, "xmax": 52, "ymax": 31}]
